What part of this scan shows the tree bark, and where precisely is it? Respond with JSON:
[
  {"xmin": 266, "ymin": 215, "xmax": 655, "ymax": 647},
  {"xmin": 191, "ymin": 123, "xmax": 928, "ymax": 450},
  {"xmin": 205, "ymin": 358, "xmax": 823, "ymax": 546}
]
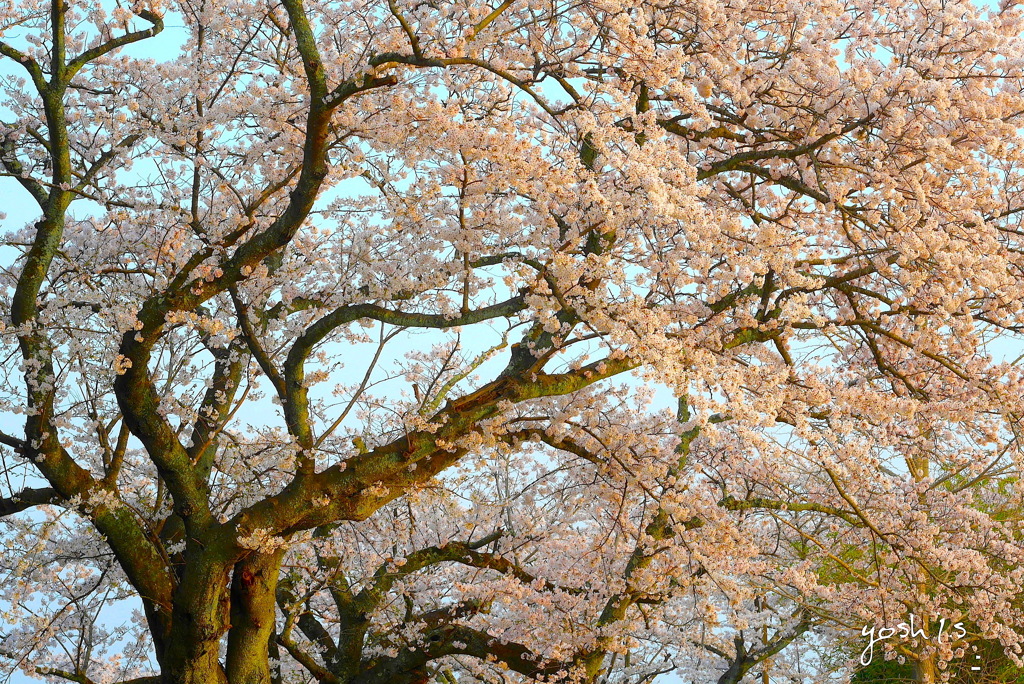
[
  {"xmin": 161, "ymin": 553, "xmax": 231, "ymax": 684},
  {"xmin": 913, "ymin": 656, "xmax": 937, "ymax": 684},
  {"xmin": 226, "ymin": 550, "xmax": 287, "ymax": 684}
]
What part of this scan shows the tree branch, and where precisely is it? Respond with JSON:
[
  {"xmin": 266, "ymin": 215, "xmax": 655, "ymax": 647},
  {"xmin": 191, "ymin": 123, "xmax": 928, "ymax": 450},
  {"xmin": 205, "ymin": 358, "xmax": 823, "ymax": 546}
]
[
  {"xmin": 0, "ymin": 486, "xmax": 57, "ymax": 516},
  {"xmin": 65, "ymin": 10, "xmax": 164, "ymax": 81}
]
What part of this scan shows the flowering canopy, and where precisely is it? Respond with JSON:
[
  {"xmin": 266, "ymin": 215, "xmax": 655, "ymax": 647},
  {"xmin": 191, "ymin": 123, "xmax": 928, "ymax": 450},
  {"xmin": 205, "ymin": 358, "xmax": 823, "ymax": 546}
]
[{"xmin": 2, "ymin": 0, "xmax": 1024, "ymax": 682}]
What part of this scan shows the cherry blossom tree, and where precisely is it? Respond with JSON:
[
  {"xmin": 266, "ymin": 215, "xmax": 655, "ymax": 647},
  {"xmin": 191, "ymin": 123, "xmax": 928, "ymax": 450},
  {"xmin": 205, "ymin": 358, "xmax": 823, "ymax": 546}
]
[{"xmin": 2, "ymin": 0, "xmax": 1024, "ymax": 682}]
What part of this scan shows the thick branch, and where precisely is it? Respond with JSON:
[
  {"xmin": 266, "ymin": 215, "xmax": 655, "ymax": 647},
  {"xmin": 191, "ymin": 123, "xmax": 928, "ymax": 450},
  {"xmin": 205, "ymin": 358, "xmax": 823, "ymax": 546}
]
[
  {"xmin": 352, "ymin": 623, "xmax": 561, "ymax": 684},
  {"xmin": 233, "ymin": 355, "xmax": 636, "ymax": 544},
  {"xmin": 719, "ymin": 495, "xmax": 860, "ymax": 526},
  {"xmin": 279, "ymin": 296, "xmax": 527, "ymax": 472},
  {"xmin": 0, "ymin": 41, "xmax": 47, "ymax": 92},
  {"xmin": 0, "ymin": 486, "xmax": 57, "ymax": 516},
  {"xmin": 0, "ymin": 132, "xmax": 49, "ymax": 206}
]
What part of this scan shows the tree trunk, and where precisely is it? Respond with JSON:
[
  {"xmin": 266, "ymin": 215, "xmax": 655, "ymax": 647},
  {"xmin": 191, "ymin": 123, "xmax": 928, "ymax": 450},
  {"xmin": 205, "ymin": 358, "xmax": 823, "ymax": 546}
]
[
  {"xmin": 913, "ymin": 656, "xmax": 937, "ymax": 684},
  {"xmin": 161, "ymin": 554, "xmax": 231, "ymax": 684},
  {"xmin": 717, "ymin": 639, "xmax": 752, "ymax": 684},
  {"xmin": 226, "ymin": 550, "xmax": 286, "ymax": 684},
  {"xmin": 717, "ymin": 660, "xmax": 751, "ymax": 684}
]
